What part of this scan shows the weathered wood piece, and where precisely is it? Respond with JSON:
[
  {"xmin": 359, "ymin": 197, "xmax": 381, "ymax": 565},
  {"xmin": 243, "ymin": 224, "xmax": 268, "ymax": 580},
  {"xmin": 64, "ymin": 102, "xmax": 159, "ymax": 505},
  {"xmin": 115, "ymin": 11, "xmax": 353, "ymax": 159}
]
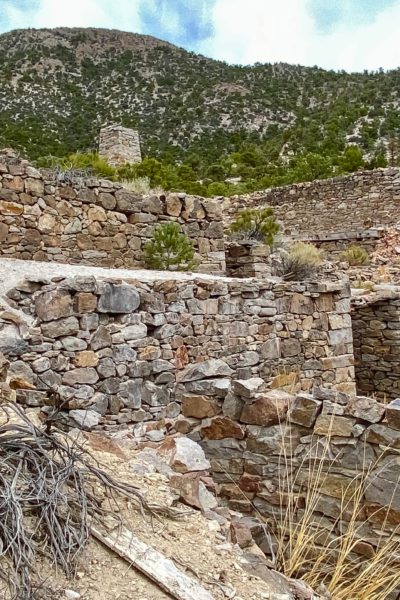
[{"xmin": 91, "ymin": 523, "xmax": 215, "ymax": 600}]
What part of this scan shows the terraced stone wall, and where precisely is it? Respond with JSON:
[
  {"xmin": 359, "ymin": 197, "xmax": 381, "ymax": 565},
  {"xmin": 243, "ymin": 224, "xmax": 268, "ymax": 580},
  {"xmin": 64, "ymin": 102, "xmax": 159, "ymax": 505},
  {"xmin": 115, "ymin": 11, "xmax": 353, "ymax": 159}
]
[
  {"xmin": 224, "ymin": 168, "xmax": 400, "ymax": 236},
  {"xmin": 0, "ymin": 150, "xmax": 225, "ymax": 274}
]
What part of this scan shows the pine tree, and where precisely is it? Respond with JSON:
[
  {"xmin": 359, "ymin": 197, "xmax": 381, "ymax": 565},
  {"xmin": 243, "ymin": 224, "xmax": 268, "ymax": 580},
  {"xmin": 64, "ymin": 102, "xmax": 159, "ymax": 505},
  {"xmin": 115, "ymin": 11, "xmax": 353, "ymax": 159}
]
[{"xmin": 144, "ymin": 222, "xmax": 198, "ymax": 271}]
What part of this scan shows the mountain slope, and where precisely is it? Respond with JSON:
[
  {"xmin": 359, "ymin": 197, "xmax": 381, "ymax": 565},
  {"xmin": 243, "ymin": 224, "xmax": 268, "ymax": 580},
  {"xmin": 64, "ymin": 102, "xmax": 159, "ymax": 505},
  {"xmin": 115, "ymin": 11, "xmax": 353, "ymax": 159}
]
[{"xmin": 0, "ymin": 27, "xmax": 400, "ymax": 166}]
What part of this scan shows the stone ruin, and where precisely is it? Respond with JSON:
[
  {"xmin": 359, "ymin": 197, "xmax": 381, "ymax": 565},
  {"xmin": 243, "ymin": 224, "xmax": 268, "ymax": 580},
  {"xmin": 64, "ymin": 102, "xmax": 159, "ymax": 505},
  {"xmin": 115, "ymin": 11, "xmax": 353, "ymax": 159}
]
[
  {"xmin": 99, "ymin": 124, "xmax": 142, "ymax": 166},
  {"xmin": 2, "ymin": 148, "xmax": 400, "ymax": 579}
]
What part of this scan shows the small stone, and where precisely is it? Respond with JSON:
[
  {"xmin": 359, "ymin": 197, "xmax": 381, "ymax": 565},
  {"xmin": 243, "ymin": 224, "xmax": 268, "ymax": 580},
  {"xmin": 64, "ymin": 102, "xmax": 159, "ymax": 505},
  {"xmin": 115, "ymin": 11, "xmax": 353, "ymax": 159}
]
[
  {"xmin": 41, "ymin": 317, "xmax": 79, "ymax": 338},
  {"xmin": 74, "ymin": 351, "xmax": 99, "ymax": 368},
  {"xmin": 90, "ymin": 326, "xmax": 112, "ymax": 350},
  {"xmin": 314, "ymin": 415, "xmax": 354, "ymax": 437},
  {"xmin": 62, "ymin": 368, "xmax": 99, "ymax": 385},
  {"xmin": 159, "ymin": 437, "xmax": 210, "ymax": 473},
  {"xmin": 288, "ymin": 394, "xmax": 322, "ymax": 428},
  {"xmin": 74, "ymin": 292, "xmax": 97, "ymax": 313}
]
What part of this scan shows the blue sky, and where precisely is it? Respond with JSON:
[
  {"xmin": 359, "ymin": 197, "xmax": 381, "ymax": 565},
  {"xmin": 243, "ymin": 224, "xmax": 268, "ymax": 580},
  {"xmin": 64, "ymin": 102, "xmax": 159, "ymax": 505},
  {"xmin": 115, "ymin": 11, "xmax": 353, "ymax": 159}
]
[{"xmin": 1, "ymin": 0, "xmax": 400, "ymax": 71}]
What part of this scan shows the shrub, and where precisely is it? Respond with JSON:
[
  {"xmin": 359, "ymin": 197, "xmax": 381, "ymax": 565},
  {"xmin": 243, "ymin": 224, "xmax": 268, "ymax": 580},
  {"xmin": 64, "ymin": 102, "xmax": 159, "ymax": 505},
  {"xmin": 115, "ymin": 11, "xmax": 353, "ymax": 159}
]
[
  {"xmin": 120, "ymin": 177, "xmax": 151, "ymax": 194},
  {"xmin": 341, "ymin": 245, "xmax": 369, "ymax": 266},
  {"xmin": 144, "ymin": 222, "xmax": 197, "ymax": 271},
  {"xmin": 280, "ymin": 242, "xmax": 323, "ymax": 280},
  {"xmin": 229, "ymin": 207, "xmax": 280, "ymax": 246}
]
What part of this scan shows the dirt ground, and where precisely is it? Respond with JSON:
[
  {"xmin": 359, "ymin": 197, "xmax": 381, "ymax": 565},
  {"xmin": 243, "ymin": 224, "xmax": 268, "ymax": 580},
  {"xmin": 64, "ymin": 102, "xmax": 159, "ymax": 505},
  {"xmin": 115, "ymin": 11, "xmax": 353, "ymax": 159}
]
[{"xmin": 0, "ymin": 427, "xmax": 289, "ymax": 600}]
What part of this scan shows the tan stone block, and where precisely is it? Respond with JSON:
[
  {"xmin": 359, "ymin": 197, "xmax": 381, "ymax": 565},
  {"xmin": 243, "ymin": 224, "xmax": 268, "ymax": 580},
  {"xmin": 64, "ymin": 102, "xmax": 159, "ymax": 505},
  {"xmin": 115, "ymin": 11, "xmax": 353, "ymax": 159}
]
[
  {"xmin": 74, "ymin": 351, "xmax": 99, "ymax": 368},
  {"xmin": 74, "ymin": 292, "xmax": 97, "ymax": 314},
  {"xmin": 314, "ymin": 414, "xmax": 354, "ymax": 437},
  {"xmin": 0, "ymin": 200, "xmax": 23, "ymax": 215}
]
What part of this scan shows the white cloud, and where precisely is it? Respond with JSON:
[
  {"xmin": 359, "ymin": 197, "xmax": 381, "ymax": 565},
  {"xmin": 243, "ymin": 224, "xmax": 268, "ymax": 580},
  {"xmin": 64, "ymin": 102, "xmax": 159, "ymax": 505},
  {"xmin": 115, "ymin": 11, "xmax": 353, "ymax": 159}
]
[
  {"xmin": 2, "ymin": 0, "xmax": 142, "ymax": 32},
  {"xmin": 2, "ymin": 0, "xmax": 400, "ymax": 72},
  {"xmin": 198, "ymin": 0, "xmax": 400, "ymax": 71}
]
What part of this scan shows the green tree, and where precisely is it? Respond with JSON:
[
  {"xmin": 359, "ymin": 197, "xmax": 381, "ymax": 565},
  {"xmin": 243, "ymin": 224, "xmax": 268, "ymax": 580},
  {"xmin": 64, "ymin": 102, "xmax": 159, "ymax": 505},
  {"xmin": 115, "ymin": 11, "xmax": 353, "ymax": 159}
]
[
  {"xmin": 144, "ymin": 222, "xmax": 197, "ymax": 271},
  {"xmin": 230, "ymin": 207, "xmax": 280, "ymax": 246}
]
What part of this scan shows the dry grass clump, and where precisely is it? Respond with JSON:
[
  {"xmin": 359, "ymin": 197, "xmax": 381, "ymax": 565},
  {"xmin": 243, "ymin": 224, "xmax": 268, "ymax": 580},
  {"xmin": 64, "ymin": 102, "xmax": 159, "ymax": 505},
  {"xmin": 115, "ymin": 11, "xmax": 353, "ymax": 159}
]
[
  {"xmin": 272, "ymin": 418, "xmax": 400, "ymax": 600},
  {"xmin": 341, "ymin": 245, "xmax": 369, "ymax": 266},
  {"xmin": 280, "ymin": 242, "xmax": 324, "ymax": 280}
]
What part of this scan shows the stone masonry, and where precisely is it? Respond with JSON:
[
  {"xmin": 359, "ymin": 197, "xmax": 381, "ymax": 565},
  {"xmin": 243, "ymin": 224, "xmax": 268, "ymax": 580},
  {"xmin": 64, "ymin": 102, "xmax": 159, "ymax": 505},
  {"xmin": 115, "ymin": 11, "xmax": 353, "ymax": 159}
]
[
  {"xmin": 99, "ymin": 124, "xmax": 142, "ymax": 165},
  {"xmin": 178, "ymin": 380, "xmax": 400, "ymax": 561},
  {"xmin": 224, "ymin": 168, "xmax": 400, "ymax": 237},
  {"xmin": 352, "ymin": 291, "xmax": 400, "ymax": 400},
  {"xmin": 0, "ymin": 150, "xmax": 225, "ymax": 274},
  {"xmin": 3, "ymin": 272, "xmax": 355, "ymax": 431}
]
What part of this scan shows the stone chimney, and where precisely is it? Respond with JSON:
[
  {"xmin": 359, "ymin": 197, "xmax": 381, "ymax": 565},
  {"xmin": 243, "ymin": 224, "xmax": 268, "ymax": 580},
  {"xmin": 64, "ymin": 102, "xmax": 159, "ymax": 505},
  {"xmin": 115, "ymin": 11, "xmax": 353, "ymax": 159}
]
[{"xmin": 99, "ymin": 125, "xmax": 142, "ymax": 166}]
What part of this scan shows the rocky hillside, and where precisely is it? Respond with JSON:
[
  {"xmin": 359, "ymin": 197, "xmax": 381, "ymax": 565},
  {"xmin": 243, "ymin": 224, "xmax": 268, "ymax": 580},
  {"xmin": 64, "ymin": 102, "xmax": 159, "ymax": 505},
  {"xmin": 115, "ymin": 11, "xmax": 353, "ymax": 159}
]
[{"xmin": 1, "ymin": 27, "xmax": 400, "ymax": 166}]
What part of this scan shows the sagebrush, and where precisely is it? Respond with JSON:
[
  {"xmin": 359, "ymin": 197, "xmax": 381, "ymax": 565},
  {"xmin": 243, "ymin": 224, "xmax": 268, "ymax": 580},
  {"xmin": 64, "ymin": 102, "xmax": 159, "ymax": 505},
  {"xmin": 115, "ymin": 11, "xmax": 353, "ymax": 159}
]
[
  {"xmin": 341, "ymin": 245, "xmax": 369, "ymax": 266},
  {"xmin": 280, "ymin": 242, "xmax": 323, "ymax": 280}
]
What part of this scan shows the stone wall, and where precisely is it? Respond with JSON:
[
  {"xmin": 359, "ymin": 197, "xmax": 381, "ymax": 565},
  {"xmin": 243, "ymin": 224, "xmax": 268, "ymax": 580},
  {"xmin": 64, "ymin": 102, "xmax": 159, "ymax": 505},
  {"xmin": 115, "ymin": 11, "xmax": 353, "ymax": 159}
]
[
  {"xmin": 225, "ymin": 241, "xmax": 272, "ymax": 278},
  {"xmin": 4, "ymin": 272, "xmax": 355, "ymax": 431},
  {"xmin": 224, "ymin": 168, "xmax": 400, "ymax": 236},
  {"xmin": 99, "ymin": 125, "xmax": 142, "ymax": 165},
  {"xmin": 0, "ymin": 151, "xmax": 225, "ymax": 273},
  {"xmin": 178, "ymin": 381, "xmax": 400, "ymax": 561},
  {"xmin": 352, "ymin": 294, "xmax": 400, "ymax": 400}
]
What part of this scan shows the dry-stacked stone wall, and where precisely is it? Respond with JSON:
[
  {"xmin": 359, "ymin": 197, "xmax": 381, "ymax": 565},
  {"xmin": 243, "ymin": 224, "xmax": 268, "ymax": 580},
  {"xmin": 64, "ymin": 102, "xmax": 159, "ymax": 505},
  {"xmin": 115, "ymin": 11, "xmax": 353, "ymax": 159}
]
[
  {"xmin": 352, "ymin": 295, "xmax": 400, "ymax": 400},
  {"xmin": 178, "ymin": 380, "xmax": 400, "ymax": 560},
  {"xmin": 0, "ymin": 151, "xmax": 225, "ymax": 274},
  {"xmin": 5, "ymin": 273, "xmax": 355, "ymax": 431},
  {"xmin": 224, "ymin": 168, "xmax": 400, "ymax": 236}
]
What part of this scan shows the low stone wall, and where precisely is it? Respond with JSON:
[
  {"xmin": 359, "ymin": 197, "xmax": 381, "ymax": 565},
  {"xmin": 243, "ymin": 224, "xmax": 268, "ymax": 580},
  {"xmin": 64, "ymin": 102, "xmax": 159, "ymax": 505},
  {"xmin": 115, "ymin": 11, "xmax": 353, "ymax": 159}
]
[
  {"xmin": 224, "ymin": 168, "xmax": 400, "ymax": 236},
  {"xmin": 0, "ymin": 151, "xmax": 225, "ymax": 273},
  {"xmin": 4, "ymin": 272, "xmax": 355, "ymax": 431},
  {"xmin": 352, "ymin": 294, "xmax": 400, "ymax": 400},
  {"xmin": 178, "ymin": 381, "xmax": 400, "ymax": 560}
]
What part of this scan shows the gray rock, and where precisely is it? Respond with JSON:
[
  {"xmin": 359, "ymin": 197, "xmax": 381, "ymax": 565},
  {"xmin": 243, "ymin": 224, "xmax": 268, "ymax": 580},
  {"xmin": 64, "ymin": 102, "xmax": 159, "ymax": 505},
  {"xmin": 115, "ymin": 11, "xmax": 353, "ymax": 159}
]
[
  {"xmin": 113, "ymin": 345, "xmax": 137, "ymax": 363},
  {"xmin": 288, "ymin": 394, "xmax": 322, "ymax": 428},
  {"xmin": 98, "ymin": 283, "xmax": 140, "ymax": 313},
  {"xmin": 97, "ymin": 357, "xmax": 116, "ymax": 378},
  {"xmin": 8, "ymin": 360, "xmax": 34, "ymax": 383},
  {"xmin": 69, "ymin": 409, "xmax": 101, "ymax": 430},
  {"xmin": 345, "ymin": 396, "xmax": 385, "ymax": 424},
  {"xmin": 178, "ymin": 359, "xmax": 232, "ymax": 382},
  {"xmin": 90, "ymin": 392, "xmax": 109, "ymax": 415},
  {"xmin": 62, "ymin": 368, "xmax": 99, "ymax": 385},
  {"xmin": 35, "ymin": 289, "xmax": 73, "ymax": 322},
  {"xmin": 385, "ymin": 399, "xmax": 400, "ymax": 431},
  {"xmin": 223, "ymin": 393, "xmax": 245, "ymax": 420},
  {"xmin": 122, "ymin": 323, "xmax": 147, "ymax": 340},
  {"xmin": 233, "ymin": 378, "xmax": 265, "ymax": 398},
  {"xmin": 183, "ymin": 378, "xmax": 231, "ymax": 397},
  {"xmin": 61, "ymin": 337, "xmax": 87, "ymax": 352},
  {"xmin": 119, "ymin": 380, "xmax": 142, "ymax": 409},
  {"xmin": 32, "ymin": 357, "xmax": 51, "ymax": 373},
  {"xmin": 90, "ymin": 326, "xmax": 112, "ymax": 350},
  {"xmin": 41, "ymin": 317, "xmax": 79, "ymax": 339}
]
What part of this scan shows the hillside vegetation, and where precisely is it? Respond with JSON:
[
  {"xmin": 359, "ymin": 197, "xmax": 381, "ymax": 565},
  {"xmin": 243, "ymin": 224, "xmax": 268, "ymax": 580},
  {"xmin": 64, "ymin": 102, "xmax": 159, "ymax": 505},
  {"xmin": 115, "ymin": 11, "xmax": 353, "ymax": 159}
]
[{"xmin": 1, "ymin": 27, "xmax": 400, "ymax": 195}]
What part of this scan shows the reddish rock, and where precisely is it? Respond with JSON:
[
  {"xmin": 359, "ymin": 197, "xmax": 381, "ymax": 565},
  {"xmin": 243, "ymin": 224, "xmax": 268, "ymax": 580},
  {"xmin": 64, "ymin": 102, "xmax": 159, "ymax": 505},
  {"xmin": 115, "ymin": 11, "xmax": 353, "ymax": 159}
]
[
  {"xmin": 169, "ymin": 472, "xmax": 218, "ymax": 511},
  {"xmin": 200, "ymin": 416, "xmax": 245, "ymax": 440},
  {"xmin": 240, "ymin": 390, "xmax": 294, "ymax": 426},
  {"xmin": 238, "ymin": 473, "xmax": 261, "ymax": 493},
  {"xmin": 175, "ymin": 345, "xmax": 189, "ymax": 369},
  {"xmin": 230, "ymin": 519, "xmax": 253, "ymax": 548}
]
